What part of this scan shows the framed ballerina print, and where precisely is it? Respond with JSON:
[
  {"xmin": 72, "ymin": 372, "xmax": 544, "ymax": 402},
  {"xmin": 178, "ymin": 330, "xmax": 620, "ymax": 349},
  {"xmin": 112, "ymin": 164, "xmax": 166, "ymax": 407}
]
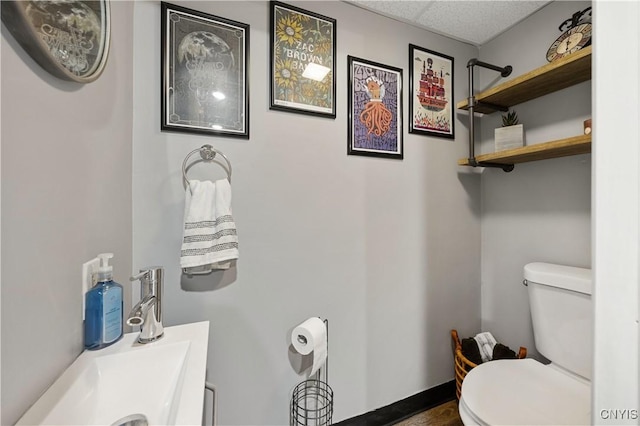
[
  {"xmin": 409, "ymin": 44, "xmax": 454, "ymax": 139},
  {"xmin": 347, "ymin": 56, "xmax": 403, "ymax": 159}
]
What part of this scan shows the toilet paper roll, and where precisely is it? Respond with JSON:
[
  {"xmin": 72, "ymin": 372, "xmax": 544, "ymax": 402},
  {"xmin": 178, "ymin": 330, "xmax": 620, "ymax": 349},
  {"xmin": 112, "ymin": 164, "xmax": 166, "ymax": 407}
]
[{"xmin": 291, "ymin": 317, "xmax": 327, "ymax": 377}]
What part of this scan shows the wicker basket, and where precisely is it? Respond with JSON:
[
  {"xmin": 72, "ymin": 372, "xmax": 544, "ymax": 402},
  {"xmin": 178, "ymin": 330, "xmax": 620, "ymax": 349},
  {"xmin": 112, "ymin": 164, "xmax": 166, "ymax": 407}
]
[{"xmin": 450, "ymin": 329, "xmax": 527, "ymax": 400}]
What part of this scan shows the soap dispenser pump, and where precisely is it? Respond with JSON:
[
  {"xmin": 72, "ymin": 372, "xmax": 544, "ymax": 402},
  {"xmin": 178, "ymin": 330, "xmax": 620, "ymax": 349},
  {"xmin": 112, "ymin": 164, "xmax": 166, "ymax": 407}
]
[{"xmin": 84, "ymin": 253, "xmax": 123, "ymax": 350}]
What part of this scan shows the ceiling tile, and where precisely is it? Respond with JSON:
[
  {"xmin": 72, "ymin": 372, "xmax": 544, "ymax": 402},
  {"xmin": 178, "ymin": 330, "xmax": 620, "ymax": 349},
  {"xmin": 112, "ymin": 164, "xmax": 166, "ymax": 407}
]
[
  {"xmin": 346, "ymin": 0, "xmax": 551, "ymax": 46},
  {"xmin": 350, "ymin": 0, "xmax": 432, "ymax": 21}
]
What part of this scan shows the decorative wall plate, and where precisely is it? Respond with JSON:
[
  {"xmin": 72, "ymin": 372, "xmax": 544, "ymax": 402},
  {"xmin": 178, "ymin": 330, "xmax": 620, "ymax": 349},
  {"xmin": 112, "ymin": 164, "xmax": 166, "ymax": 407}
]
[{"xmin": 1, "ymin": 0, "xmax": 111, "ymax": 83}]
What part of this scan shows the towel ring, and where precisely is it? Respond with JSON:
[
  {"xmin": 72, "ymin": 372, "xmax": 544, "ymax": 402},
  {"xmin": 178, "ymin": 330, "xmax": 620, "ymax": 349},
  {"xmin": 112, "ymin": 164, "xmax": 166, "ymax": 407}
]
[{"xmin": 182, "ymin": 145, "xmax": 232, "ymax": 188}]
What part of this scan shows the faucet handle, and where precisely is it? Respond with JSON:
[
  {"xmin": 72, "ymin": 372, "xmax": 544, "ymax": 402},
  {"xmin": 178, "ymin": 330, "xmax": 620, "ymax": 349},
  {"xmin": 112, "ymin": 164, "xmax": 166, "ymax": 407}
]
[
  {"xmin": 132, "ymin": 267, "xmax": 163, "ymax": 282},
  {"xmin": 129, "ymin": 267, "xmax": 163, "ymax": 294},
  {"xmin": 130, "ymin": 270, "xmax": 149, "ymax": 282}
]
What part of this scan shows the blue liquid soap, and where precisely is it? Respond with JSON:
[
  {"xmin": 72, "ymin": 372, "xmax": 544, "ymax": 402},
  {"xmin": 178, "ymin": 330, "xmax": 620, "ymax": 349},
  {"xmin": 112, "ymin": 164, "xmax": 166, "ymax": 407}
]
[{"xmin": 84, "ymin": 253, "xmax": 123, "ymax": 350}]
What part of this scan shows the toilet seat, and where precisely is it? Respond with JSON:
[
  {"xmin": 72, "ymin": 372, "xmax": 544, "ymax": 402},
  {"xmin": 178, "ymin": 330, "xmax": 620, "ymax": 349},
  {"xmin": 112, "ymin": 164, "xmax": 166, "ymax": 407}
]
[{"xmin": 459, "ymin": 358, "xmax": 590, "ymax": 425}]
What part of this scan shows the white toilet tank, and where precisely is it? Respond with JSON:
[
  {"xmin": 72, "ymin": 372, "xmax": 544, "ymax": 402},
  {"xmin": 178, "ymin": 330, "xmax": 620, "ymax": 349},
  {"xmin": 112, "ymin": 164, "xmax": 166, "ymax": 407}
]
[{"xmin": 524, "ymin": 262, "xmax": 592, "ymax": 380}]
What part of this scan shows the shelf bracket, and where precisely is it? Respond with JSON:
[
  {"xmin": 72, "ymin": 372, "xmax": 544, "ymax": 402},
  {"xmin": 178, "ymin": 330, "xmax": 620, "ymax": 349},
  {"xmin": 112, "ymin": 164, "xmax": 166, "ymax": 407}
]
[
  {"xmin": 466, "ymin": 58, "xmax": 514, "ymax": 172},
  {"xmin": 467, "ymin": 158, "xmax": 514, "ymax": 172}
]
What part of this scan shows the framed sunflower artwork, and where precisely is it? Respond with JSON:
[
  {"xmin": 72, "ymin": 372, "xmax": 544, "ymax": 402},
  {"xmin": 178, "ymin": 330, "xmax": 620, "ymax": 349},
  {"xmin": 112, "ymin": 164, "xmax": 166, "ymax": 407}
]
[
  {"xmin": 269, "ymin": 1, "xmax": 336, "ymax": 118},
  {"xmin": 161, "ymin": 2, "xmax": 249, "ymax": 138},
  {"xmin": 348, "ymin": 56, "xmax": 403, "ymax": 160}
]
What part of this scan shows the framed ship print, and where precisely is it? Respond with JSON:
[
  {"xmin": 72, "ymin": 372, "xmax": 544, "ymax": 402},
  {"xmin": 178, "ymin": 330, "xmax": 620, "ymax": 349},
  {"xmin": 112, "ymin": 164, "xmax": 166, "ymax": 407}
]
[
  {"xmin": 1, "ymin": 0, "xmax": 110, "ymax": 83},
  {"xmin": 161, "ymin": 2, "xmax": 249, "ymax": 138},
  {"xmin": 270, "ymin": 1, "xmax": 336, "ymax": 118},
  {"xmin": 348, "ymin": 56, "xmax": 403, "ymax": 160},
  {"xmin": 409, "ymin": 44, "xmax": 454, "ymax": 139}
]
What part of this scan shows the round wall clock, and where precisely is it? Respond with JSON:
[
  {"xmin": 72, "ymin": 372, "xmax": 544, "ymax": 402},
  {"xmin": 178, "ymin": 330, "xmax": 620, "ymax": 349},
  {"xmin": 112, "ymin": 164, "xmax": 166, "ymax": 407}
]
[
  {"xmin": 546, "ymin": 23, "xmax": 592, "ymax": 62},
  {"xmin": 546, "ymin": 7, "xmax": 592, "ymax": 63},
  {"xmin": 1, "ymin": 0, "xmax": 111, "ymax": 83}
]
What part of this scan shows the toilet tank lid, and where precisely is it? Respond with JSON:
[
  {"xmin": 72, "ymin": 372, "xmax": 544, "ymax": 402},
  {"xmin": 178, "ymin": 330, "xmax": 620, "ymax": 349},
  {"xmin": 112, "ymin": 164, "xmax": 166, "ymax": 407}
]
[{"xmin": 524, "ymin": 262, "xmax": 592, "ymax": 295}]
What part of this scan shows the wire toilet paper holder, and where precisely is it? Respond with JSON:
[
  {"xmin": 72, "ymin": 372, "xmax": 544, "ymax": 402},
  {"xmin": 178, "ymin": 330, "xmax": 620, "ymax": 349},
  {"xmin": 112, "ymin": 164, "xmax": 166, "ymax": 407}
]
[{"xmin": 290, "ymin": 318, "xmax": 333, "ymax": 426}]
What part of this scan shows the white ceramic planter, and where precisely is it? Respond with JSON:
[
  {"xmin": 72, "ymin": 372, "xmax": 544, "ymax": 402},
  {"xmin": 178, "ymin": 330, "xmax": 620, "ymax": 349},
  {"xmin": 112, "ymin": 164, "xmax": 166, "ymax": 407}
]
[{"xmin": 495, "ymin": 124, "xmax": 524, "ymax": 151}]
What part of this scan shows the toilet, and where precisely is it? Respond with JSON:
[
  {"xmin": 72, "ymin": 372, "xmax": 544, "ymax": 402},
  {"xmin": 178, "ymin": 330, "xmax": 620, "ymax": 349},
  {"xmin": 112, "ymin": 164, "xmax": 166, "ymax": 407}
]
[{"xmin": 458, "ymin": 262, "xmax": 592, "ymax": 425}]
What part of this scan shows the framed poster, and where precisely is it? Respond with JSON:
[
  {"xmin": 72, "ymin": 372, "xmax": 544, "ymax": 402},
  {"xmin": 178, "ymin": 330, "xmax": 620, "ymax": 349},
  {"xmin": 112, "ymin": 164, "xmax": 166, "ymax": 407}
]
[
  {"xmin": 409, "ymin": 44, "xmax": 454, "ymax": 139},
  {"xmin": 161, "ymin": 2, "xmax": 249, "ymax": 138},
  {"xmin": 348, "ymin": 56, "xmax": 403, "ymax": 159},
  {"xmin": 1, "ymin": 0, "xmax": 110, "ymax": 83},
  {"xmin": 270, "ymin": 1, "xmax": 336, "ymax": 118}
]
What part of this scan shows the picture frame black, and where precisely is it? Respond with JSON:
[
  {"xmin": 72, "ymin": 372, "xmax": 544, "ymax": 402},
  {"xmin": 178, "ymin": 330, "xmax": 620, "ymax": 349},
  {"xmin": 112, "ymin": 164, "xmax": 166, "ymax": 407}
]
[
  {"xmin": 1, "ymin": 0, "xmax": 111, "ymax": 84},
  {"xmin": 408, "ymin": 44, "xmax": 455, "ymax": 139},
  {"xmin": 269, "ymin": 1, "xmax": 336, "ymax": 118},
  {"xmin": 347, "ymin": 56, "xmax": 403, "ymax": 160},
  {"xmin": 161, "ymin": 2, "xmax": 249, "ymax": 138}
]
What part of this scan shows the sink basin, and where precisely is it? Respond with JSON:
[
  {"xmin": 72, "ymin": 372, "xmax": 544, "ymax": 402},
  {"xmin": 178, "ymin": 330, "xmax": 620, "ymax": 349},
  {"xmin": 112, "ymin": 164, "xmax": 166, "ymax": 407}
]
[{"xmin": 17, "ymin": 321, "xmax": 209, "ymax": 426}]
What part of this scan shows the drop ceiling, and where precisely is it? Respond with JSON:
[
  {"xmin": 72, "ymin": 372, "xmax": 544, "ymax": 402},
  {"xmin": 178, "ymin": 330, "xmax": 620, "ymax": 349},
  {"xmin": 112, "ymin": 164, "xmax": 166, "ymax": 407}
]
[{"xmin": 345, "ymin": 1, "xmax": 552, "ymax": 46}]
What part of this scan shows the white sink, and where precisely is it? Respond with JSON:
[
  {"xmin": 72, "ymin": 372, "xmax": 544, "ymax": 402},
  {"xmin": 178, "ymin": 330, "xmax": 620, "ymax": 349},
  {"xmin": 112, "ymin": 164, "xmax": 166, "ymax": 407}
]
[{"xmin": 17, "ymin": 321, "xmax": 209, "ymax": 426}]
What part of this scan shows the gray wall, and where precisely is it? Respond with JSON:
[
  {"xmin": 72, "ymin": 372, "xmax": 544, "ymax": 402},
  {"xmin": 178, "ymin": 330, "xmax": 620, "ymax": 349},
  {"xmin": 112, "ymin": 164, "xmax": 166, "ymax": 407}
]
[
  {"xmin": 2, "ymin": 2, "xmax": 605, "ymax": 425},
  {"xmin": 477, "ymin": 1, "xmax": 592, "ymax": 358},
  {"xmin": 0, "ymin": 2, "xmax": 134, "ymax": 424},
  {"xmin": 132, "ymin": 1, "xmax": 480, "ymax": 423}
]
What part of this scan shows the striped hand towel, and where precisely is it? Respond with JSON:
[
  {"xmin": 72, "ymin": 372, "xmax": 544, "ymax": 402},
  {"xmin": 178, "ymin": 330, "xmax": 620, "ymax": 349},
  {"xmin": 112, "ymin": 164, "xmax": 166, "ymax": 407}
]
[
  {"xmin": 474, "ymin": 332, "xmax": 497, "ymax": 363},
  {"xmin": 180, "ymin": 179, "xmax": 238, "ymax": 271}
]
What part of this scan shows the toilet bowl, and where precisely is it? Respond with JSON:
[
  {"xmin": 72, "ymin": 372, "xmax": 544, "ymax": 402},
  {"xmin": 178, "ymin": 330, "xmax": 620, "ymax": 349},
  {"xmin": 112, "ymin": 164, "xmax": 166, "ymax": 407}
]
[
  {"xmin": 458, "ymin": 262, "xmax": 592, "ymax": 425},
  {"xmin": 458, "ymin": 359, "xmax": 590, "ymax": 425}
]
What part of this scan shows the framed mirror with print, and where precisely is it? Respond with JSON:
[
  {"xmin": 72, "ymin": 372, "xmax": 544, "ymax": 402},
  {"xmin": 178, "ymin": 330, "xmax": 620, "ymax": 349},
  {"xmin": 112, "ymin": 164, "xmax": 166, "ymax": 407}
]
[{"xmin": 1, "ymin": 0, "xmax": 111, "ymax": 84}]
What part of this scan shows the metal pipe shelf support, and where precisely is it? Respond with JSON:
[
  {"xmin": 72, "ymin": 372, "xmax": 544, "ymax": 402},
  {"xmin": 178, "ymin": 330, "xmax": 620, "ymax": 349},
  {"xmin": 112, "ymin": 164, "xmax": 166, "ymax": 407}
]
[{"xmin": 466, "ymin": 59, "xmax": 514, "ymax": 173}]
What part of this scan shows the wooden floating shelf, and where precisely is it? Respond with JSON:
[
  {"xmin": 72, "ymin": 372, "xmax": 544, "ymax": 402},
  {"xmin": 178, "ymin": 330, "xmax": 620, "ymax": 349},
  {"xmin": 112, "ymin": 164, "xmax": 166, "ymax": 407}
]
[
  {"xmin": 458, "ymin": 134, "xmax": 591, "ymax": 166},
  {"xmin": 457, "ymin": 46, "xmax": 592, "ymax": 114}
]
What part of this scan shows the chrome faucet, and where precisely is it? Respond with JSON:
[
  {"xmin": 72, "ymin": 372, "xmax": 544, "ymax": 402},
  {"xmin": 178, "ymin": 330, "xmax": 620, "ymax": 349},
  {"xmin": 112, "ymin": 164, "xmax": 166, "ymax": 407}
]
[{"xmin": 128, "ymin": 267, "xmax": 164, "ymax": 343}]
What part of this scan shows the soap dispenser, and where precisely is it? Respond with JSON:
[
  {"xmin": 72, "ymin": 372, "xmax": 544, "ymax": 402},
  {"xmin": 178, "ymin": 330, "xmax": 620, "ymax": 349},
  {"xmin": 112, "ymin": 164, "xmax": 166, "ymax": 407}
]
[{"xmin": 84, "ymin": 253, "xmax": 123, "ymax": 350}]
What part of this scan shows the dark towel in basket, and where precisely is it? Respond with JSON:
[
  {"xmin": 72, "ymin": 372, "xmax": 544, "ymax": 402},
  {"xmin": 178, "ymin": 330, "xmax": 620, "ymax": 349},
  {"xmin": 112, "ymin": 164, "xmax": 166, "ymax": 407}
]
[
  {"xmin": 461, "ymin": 338, "xmax": 484, "ymax": 365},
  {"xmin": 492, "ymin": 343, "xmax": 517, "ymax": 360}
]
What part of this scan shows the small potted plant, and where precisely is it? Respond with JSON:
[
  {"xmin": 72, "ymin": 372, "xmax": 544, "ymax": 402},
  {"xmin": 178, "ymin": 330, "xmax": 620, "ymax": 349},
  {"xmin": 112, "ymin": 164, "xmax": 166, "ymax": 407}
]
[{"xmin": 495, "ymin": 110, "xmax": 524, "ymax": 151}]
